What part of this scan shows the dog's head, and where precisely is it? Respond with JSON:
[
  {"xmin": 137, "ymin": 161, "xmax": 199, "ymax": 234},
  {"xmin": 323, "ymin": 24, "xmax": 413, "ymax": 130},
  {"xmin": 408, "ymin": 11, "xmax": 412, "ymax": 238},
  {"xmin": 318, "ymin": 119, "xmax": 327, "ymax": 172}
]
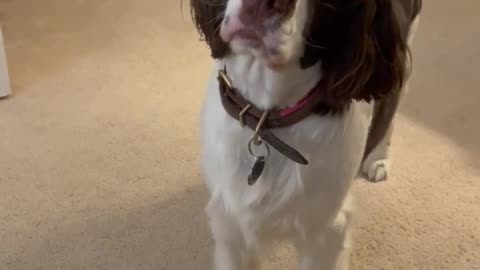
[{"xmin": 191, "ymin": 0, "xmax": 409, "ymax": 102}]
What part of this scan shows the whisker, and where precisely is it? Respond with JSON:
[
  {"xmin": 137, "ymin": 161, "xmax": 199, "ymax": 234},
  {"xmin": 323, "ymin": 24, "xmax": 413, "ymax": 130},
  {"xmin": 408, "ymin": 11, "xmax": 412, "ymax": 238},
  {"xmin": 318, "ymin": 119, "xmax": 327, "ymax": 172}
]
[{"xmin": 301, "ymin": 35, "xmax": 326, "ymax": 49}]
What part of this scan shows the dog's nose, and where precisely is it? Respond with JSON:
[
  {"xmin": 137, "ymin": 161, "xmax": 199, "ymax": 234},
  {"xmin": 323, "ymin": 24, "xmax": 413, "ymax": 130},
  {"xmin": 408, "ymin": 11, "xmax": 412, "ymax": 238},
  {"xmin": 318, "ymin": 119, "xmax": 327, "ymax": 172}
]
[
  {"xmin": 240, "ymin": 0, "xmax": 296, "ymax": 24},
  {"xmin": 241, "ymin": 0, "xmax": 276, "ymax": 23},
  {"xmin": 220, "ymin": 0, "xmax": 297, "ymax": 43}
]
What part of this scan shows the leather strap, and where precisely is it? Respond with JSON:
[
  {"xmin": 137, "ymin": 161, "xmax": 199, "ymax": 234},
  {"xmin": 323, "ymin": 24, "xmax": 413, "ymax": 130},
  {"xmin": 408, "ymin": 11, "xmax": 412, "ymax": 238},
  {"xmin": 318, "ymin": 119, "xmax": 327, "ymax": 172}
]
[{"xmin": 217, "ymin": 68, "xmax": 329, "ymax": 165}]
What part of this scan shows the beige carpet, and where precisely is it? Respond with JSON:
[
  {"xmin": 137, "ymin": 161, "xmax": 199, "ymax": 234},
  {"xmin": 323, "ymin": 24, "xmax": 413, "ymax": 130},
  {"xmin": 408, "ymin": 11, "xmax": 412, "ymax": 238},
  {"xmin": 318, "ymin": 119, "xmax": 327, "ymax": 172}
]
[{"xmin": 0, "ymin": 1, "xmax": 478, "ymax": 269}]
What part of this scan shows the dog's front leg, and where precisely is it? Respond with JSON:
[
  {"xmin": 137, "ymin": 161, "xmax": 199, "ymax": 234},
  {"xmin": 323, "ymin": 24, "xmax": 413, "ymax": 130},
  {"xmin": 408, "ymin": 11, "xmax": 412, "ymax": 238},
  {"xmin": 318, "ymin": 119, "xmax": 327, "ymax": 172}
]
[
  {"xmin": 296, "ymin": 200, "xmax": 353, "ymax": 270},
  {"xmin": 207, "ymin": 199, "xmax": 260, "ymax": 270}
]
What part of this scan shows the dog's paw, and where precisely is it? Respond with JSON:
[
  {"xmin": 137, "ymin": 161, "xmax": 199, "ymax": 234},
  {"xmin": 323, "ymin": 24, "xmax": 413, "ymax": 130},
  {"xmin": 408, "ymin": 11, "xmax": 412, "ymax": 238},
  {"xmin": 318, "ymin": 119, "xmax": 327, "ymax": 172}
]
[{"xmin": 362, "ymin": 159, "xmax": 390, "ymax": 182}]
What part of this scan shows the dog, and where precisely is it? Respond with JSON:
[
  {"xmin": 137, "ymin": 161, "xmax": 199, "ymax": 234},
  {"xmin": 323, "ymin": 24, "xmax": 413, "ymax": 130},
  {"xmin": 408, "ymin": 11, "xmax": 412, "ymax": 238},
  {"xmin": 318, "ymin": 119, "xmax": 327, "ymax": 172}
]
[{"xmin": 190, "ymin": 0, "xmax": 422, "ymax": 269}]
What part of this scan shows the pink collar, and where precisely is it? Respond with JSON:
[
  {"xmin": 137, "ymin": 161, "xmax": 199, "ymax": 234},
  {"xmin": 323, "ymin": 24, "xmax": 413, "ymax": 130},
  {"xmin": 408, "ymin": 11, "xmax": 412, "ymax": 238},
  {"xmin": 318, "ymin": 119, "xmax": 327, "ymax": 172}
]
[{"xmin": 279, "ymin": 85, "xmax": 323, "ymax": 117}]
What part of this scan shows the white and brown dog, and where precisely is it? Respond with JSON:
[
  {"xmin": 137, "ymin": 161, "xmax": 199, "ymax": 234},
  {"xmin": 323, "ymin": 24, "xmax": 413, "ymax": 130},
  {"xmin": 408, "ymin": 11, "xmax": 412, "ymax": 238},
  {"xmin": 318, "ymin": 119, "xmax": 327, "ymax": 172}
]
[{"xmin": 190, "ymin": 0, "xmax": 421, "ymax": 269}]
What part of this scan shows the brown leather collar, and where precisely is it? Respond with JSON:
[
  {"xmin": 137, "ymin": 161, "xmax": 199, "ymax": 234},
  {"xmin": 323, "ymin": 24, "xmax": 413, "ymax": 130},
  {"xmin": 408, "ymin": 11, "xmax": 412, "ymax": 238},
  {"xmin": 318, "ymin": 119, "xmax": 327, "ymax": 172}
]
[{"xmin": 217, "ymin": 67, "xmax": 330, "ymax": 165}]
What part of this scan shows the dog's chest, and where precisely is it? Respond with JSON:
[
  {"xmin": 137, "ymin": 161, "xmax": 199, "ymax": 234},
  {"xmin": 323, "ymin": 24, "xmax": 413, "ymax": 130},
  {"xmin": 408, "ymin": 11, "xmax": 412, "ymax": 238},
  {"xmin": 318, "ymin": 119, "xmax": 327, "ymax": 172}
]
[{"xmin": 200, "ymin": 71, "xmax": 373, "ymax": 224}]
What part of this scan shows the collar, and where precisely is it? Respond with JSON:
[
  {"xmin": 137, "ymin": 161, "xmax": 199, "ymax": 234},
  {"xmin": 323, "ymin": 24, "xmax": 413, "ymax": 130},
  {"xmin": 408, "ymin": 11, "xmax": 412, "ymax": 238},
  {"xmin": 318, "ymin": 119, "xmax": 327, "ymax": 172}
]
[{"xmin": 217, "ymin": 67, "xmax": 330, "ymax": 165}]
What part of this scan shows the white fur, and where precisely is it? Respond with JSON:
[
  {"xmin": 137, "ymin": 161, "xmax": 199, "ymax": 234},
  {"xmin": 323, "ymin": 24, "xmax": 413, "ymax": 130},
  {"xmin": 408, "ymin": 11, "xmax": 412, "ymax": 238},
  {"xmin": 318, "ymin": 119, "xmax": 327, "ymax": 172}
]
[{"xmin": 201, "ymin": 57, "xmax": 372, "ymax": 269}]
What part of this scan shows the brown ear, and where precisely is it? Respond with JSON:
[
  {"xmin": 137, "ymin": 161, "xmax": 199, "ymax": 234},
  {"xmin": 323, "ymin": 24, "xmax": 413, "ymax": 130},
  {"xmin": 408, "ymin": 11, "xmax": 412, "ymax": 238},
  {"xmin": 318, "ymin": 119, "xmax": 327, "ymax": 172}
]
[
  {"xmin": 301, "ymin": 0, "xmax": 409, "ymax": 104},
  {"xmin": 190, "ymin": 0, "xmax": 230, "ymax": 58}
]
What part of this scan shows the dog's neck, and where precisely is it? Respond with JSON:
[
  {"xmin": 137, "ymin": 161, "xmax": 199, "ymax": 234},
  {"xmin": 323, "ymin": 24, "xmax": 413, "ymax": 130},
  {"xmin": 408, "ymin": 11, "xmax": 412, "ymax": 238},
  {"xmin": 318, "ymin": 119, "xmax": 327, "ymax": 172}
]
[{"xmin": 222, "ymin": 54, "xmax": 322, "ymax": 110}]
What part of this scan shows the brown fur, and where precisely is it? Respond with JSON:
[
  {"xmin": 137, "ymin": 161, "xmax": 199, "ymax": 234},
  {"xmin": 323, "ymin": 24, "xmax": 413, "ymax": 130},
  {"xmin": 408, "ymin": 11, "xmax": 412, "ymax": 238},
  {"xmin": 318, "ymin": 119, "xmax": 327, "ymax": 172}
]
[
  {"xmin": 190, "ymin": 0, "xmax": 230, "ymax": 59},
  {"xmin": 301, "ymin": 0, "xmax": 411, "ymax": 105},
  {"xmin": 362, "ymin": 0, "xmax": 422, "ymax": 160}
]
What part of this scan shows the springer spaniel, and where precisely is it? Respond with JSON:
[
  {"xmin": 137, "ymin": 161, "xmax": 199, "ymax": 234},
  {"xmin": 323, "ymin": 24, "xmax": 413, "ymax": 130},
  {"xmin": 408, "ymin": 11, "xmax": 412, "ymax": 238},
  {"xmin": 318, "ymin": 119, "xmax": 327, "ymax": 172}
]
[{"xmin": 191, "ymin": 0, "xmax": 422, "ymax": 269}]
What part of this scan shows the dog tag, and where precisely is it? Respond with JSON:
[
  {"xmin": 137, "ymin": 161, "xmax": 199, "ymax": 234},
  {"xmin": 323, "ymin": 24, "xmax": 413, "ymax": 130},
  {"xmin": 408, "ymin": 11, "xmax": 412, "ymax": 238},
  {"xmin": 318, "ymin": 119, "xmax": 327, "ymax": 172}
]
[
  {"xmin": 247, "ymin": 137, "xmax": 270, "ymax": 186},
  {"xmin": 248, "ymin": 156, "xmax": 266, "ymax": 185}
]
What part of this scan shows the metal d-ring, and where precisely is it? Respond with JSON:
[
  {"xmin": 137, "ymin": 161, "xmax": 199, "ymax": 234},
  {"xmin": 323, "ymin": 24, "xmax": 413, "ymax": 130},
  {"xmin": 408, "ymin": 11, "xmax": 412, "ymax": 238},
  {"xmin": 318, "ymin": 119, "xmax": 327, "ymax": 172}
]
[
  {"xmin": 238, "ymin": 104, "xmax": 251, "ymax": 128},
  {"xmin": 248, "ymin": 137, "xmax": 270, "ymax": 160},
  {"xmin": 218, "ymin": 69, "xmax": 233, "ymax": 89},
  {"xmin": 252, "ymin": 111, "xmax": 269, "ymax": 145}
]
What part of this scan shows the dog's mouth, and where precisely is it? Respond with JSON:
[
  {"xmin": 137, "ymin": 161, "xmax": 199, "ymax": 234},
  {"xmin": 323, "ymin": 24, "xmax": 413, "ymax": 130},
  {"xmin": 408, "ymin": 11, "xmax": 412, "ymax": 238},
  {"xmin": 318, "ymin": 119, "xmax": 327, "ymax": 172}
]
[
  {"xmin": 227, "ymin": 29, "xmax": 263, "ymax": 48},
  {"xmin": 220, "ymin": 6, "xmax": 294, "ymax": 69},
  {"xmin": 222, "ymin": 26, "xmax": 290, "ymax": 69}
]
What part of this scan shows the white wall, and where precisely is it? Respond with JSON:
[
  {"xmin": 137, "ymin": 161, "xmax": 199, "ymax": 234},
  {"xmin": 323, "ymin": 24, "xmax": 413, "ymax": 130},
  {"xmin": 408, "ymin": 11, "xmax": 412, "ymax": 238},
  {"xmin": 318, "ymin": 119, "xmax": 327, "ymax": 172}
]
[{"xmin": 0, "ymin": 26, "xmax": 11, "ymax": 98}]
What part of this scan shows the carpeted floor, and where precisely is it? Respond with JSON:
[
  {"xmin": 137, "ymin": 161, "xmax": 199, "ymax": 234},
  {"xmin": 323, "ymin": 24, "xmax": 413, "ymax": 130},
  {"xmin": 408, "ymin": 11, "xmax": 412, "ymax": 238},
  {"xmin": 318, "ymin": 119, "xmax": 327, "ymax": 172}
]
[{"xmin": 0, "ymin": 1, "xmax": 478, "ymax": 269}]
